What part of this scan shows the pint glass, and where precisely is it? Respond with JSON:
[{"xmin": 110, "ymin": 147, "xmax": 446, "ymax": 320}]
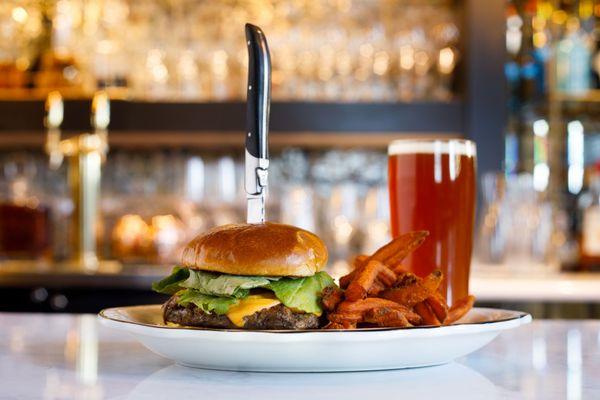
[{"xmin": 388, "ymin": 139, "xmax": 476, "ymax": 304}]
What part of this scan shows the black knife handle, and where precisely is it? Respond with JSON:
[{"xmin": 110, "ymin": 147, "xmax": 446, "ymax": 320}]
[{"xmin": 245, "ymin": 23, "xmax": 271, "ymax": 159}]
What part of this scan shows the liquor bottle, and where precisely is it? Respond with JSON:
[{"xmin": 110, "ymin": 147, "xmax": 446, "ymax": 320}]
[
  {"xmin": 578, "ymin": 162, "xmax": 600, "ymax": 270},
  {"xmin": 592, "ymin": 25, "xmax": 600, "ymax": 89},
  {"xmin": 516, "ymin": 8, "xmax": 539, "ymax": 103},
  {"xmin": 0, "ymin": 162, "xmax": 52, "ymax": 260},
  {"xmin": 555, "ymin": 18, "xmax": 591, "ymax": 93}
]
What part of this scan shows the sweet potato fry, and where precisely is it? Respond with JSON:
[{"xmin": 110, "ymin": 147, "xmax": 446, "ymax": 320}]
[
  {"xmin": 341, "ymin": 232, "xmax": 427, "ymax": 289},
  {"xmin": 414, "ymin": 301, "xmax": 441, "ymax": 326},
  {"xmin": 337, "ymin": 298, "xmax": 399, "ymax": 313},
  {"xmin": 365, "ymin": 269, "xmax": 396, "ymax": 297},
  {"xmin": 344, "ymin": 262, "xmax": 379, "ymax": 301},
  {"xmin": 337, "ymin": 298, "xmax": 421, "ymax": 324},
  {"xmin": 425, "ymin": 294, "xmax": 448, "ymax": 323},
  {"xmin": 340, "ymin": 321, "xmax": 357, "ymax": 329},
  {"xmin": 327, "ymin": 312, "xmax": 362, "ymax": 329},
  {"xmin": 421, "ymin": 269, "xmax": 443, "ymax": 293},
  {"xmin": 321, "ymin": 286, "xmax": 344, "ymax": 312},
  {"xmin": 395, "ymin": 271, "xmax": 419, "ymax": 286},
  {"xmin": 325, "ymin": 232, "xmax": 476, "ymax": 330},
  {"xmin": 345, "ymin": 260, "xmax": 396, "ymax": 301},
  {"xmin": 353, "ymin": 254, "xmax": 369, "ymax": 266},
  {"xmin": 390, "ymin": 263, "xmax": 408, "ymax": 275},
  {"xmin": 370, "ymin": 231, "xmax": 429, "ymax": 265},
  {"xmin": 324, "ymin": 321, "xmax": 347, "ymax": 329},
  {"xmin": 381, "ymin": 269, "xmax": 444, "ymax": 307},
  {"xmin": 367, "ymin": 280, "xmax": 385, "ymax": 295},
  {"xmin": 339, "ymin": 273, "xmax": 354, "ymax": 289},
  {"xmin": 380, "ymin": 280, "xmax": 427, "ymax": 307},
  {"xmin": 363, "ymin": 307, "xmax": 412, "ymax": 327},
  {"xmin": 445, "ymin": 295, "xmax": 476, "ymax": 325},
  {"xmin": 380, "ymin": 287, "xmax": 429, "ymax": 308},
  {"xmin": 376, "ymin": 266, "xmax": 397, "ymax": 286},
  {"xmin": 325, "ymin": 318, "xmax": 358, "ymax": 329},
  {"xmin": 339, "ymin": 255, "xmax": 369, "ymax": 289},
  {"xmin": 404, "ymin": 311, "xmax": 423, "ymax": 325},
  {"xmin": 346, "ymin": 282, "xmax": 367, "ymax": 301}
]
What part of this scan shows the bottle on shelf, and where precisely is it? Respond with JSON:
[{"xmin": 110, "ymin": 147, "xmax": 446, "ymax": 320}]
[
  {"xmin": 577, "ymin": 162, "xmax": 600, "ymax": 270},
  {"xmin": 0, "ymin": 158, "xmax": 52, "ymax": 260},
  {"xmin": 555, "ymin": 17, "xmax": 592, "ymax": 94}
]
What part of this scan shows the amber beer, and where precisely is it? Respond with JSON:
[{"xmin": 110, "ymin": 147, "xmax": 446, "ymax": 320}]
[{"xmin": 388, "ymin": 139, "xmax": 476, "ymax": 305}]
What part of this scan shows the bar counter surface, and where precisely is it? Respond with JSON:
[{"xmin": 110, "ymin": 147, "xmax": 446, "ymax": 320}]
[
  {"xmin": 2, "ymin": 262, "xmax": 600, "ymax": 300},
  {"xmin": 0, "ymin": 313, "xmax": 598, "ymax": 399}
]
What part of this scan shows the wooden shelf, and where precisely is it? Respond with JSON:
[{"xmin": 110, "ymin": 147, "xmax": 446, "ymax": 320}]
[
  {"xmin": 551, "ymin": 90, "xmax": 600, "ymax": 103},
  {"xmin": 0, "ymin": 100, "xmax": 464, "ymax": 134},
  {"xmin": 2, "ymin": 130, "xmax": 463, "ymax": 150}
]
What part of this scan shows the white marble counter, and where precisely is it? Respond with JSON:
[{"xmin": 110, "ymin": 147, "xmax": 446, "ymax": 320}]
[{"xmin": 0, "ymin": 313, "xmax": 598, "ymax": 400}]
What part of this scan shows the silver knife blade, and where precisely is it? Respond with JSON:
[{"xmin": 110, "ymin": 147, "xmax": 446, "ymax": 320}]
[
  {"xmin": 247, "ymin": 195, "xmax": 265, "ymax": 224},
  {"xmin": 245, "ymin": 149, "xmax": 268, "ymax": 224}
]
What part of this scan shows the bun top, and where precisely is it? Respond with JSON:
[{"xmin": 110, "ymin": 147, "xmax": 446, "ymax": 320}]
[{"xmin": 181, "ymin": 223, "xmax": 328, "ymax": 277}]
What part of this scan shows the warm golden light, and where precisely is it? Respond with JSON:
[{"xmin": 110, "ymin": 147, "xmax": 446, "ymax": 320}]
[
  {"xmin": 399, "ymin": 45, "xmax": 415, "ymax": 71},
  {"xmin": 552, "ymin": 10, "xmax": 568, "ymax": 25},
  {"xmin": 113, "ymin": 214, "xmax": 151, "ymax": 248},
  {"xmin": 146, "ymin": 49, "xmax": 169, "ymax": 84},
  {"xmin": 11, "ymin": 7, "xmax": 28, "ymax": 24},
  {"xmin": 566, "ymin": 17, "xmax": 580, "ymax": 32},
  {"xmin": 532, "ymin": 16, "xmax": 546, "ymax": 31},
  {"xmin": 438, "ymin": 47, "xmax": 456, "ymax": 75},
  {"xmin": 579, "ymin": 0, "xmax": 594, "ymax": 19},
  {"xmin": 537, "ymin": 1, "xmax": 553, "ymax": 19},
  {"xmin": 533, "ymin": 32, "xmax": 548, "ymax": 48},
  {"xmin": 373, "ymin": 51, "xmax": 389, "ymax": 76},
  {"xmin": 211, "ymin": 50, "xmax": 229, "ymax": 81}
]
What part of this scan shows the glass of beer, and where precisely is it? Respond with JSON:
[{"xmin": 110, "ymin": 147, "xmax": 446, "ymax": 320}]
[{"xmin": 388, "ymin": 139, "xmax": 476, "ymax": 305}]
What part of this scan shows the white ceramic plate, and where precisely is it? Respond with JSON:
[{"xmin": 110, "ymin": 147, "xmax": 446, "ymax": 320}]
[{"xmin": 99, "ymin": 305, "xmax": 531, "ymax": 372}]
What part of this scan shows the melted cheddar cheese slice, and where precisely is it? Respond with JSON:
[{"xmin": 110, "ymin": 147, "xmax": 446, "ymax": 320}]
[{"xmin": 226, "ymin": 294, "xmax": 281, "ymax": 327}]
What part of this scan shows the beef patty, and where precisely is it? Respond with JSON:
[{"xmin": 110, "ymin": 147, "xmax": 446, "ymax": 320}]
[{"xmin": 163, "ymin": 296, "xmax": 321, "ymax": 330}]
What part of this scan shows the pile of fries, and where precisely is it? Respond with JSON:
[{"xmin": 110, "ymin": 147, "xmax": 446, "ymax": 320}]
[{"xmin": 323, "ymin": 231, "xmax": 475, "ymax": 329}]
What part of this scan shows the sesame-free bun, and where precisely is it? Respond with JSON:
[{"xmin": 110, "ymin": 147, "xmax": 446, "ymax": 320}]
[{"xmin": 181, "ymin": 223, "xmax": 328, "ymax": 277}]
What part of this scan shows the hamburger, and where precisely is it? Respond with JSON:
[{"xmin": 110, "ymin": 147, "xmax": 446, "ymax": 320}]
[{"xmin": 152, "ymin": 222, "xmax": 335, "ymax": 330}]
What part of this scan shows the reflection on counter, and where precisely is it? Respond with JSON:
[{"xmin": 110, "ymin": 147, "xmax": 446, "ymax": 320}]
[{"xmin": 2, "ymin": 314, "xmax": 599, "ymax": 399}]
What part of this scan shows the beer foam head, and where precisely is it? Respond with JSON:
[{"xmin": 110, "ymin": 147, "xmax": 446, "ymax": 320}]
[{"xmin": 388, "ymin": 139, "xmax": 476, "ymax": 157}]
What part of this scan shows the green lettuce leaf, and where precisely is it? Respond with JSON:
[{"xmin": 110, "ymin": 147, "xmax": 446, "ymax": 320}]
[
  {"xmin": 151, "ymin": 266, "xmax": 190, "ymax": 294},
  {"xmin": 153, "ymin": 267, "xmax": 337, "ymax": 315},
  {"xmin": 181, "ymin": 269, "xmax": 276, "ymax": 298},
  {"xmin": 265, "ymin": 271, "xmax": 335, "ymax": 315},
  {"xmin": 176, "ymin": 289, "xmax": 239, "ymax": 315}
]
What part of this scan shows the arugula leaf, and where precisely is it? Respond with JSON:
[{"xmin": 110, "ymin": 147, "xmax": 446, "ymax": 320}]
[
  {"xmin": 176, "ymin": 289, "xmax": 239, "ymax": 315},
  {"xmin": 151, "ymin": 266, "xmax": 190, "ymax": 294},
  {"xmin": 181, "ymin": 269, "xmax": 275, "ymax": 298},
  {"xmin": 266, "ymin": 271, "xmax": 336, "ymax": 315}
]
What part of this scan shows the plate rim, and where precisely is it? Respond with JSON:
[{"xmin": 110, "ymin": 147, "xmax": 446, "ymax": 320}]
[{"xmin": 98, "ymin": 304, "xmax": 532, "ymax": 335}]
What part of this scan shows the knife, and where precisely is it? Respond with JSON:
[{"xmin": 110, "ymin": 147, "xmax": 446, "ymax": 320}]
[{"xmin": 244, "ymin": 23, "xmax": 271, "ymax": 224}]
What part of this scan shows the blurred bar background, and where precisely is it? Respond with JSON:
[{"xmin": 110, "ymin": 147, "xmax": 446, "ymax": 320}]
[{"xmin": 0, "ymin": 0, "xmax": 599, "ymax": 318}]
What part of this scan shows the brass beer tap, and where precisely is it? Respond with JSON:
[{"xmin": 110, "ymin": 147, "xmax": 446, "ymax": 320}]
[{"xmin": 45, "ymin": 92, "xmax": 110, "ymax": 271}]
